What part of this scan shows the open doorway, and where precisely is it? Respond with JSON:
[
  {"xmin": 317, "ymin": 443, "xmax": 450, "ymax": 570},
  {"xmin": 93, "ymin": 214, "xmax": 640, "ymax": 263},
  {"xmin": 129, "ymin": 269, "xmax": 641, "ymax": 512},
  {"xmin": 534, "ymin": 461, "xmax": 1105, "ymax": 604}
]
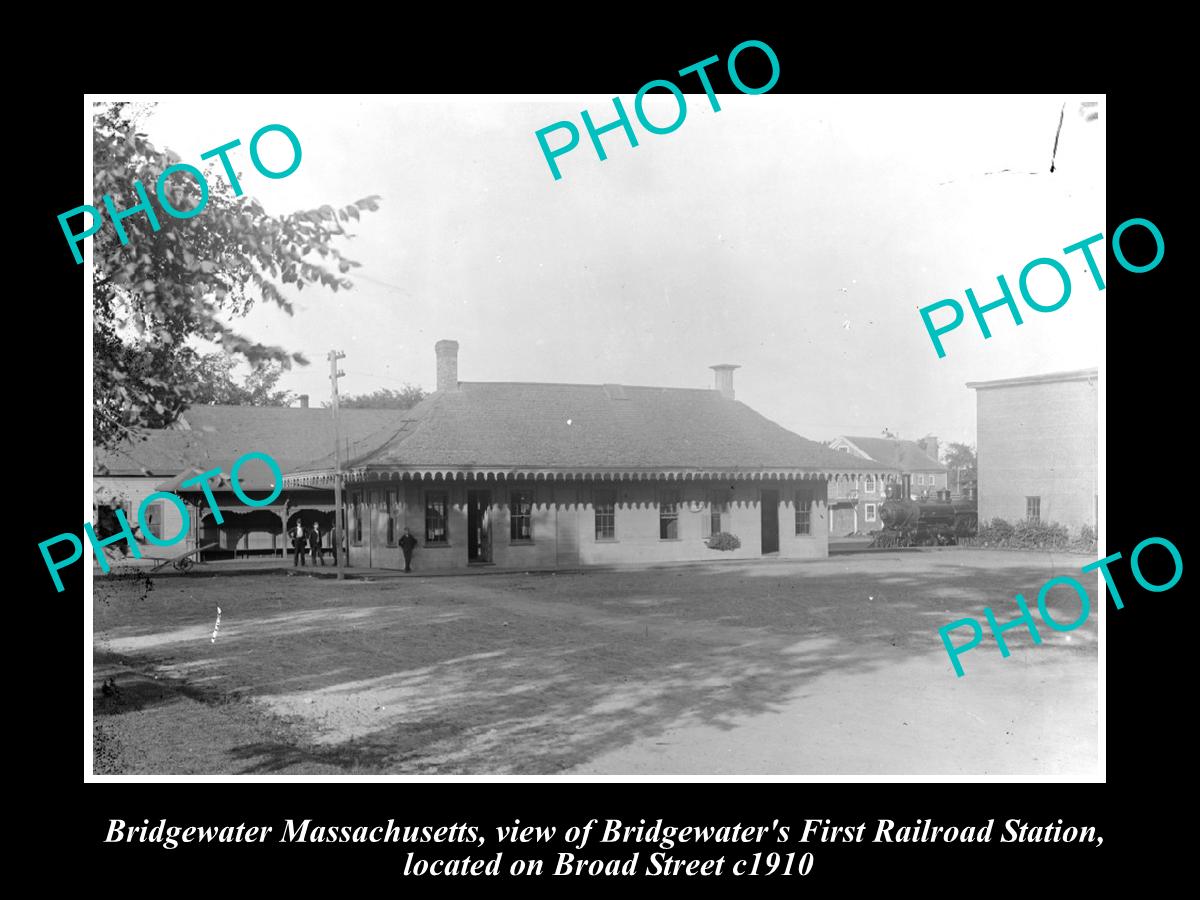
[
  {"xmin": 760, "ymin": 489, "xmax": 779, "ymax": 554},
  {"xmin": 467, "ymin": 490, "xmax": 492, "ymax": 563}
]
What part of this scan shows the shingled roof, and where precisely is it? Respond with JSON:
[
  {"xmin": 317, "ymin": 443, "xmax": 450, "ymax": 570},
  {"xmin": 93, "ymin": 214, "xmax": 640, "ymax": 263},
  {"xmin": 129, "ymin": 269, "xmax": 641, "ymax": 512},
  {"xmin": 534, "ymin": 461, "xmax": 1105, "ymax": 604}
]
[
  {"xmin": 287, "ymin": 383, "xmax": 895, "ymax": 483},
  {"xmin": 840, "ymin": 436, "xmax": 946, "ymax": 472},
  {"xmin": 94, "ymin": 405, "xmax": 406, "ymax": 478}
]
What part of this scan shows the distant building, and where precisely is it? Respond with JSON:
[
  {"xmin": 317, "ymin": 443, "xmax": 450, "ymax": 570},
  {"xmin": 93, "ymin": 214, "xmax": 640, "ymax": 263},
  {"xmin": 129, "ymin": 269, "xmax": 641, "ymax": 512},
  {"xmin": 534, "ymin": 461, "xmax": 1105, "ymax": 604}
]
[
  {"xmin": 285, "ymin": 341, "xmax": 893, "ymax": 570},
  {"xmin": 824, "ymin": 435, "xmax": 947, "ymax": 534},
  {"xmin": 967, "ymin": 368, "xmax": 1098, "ymax": 532}
]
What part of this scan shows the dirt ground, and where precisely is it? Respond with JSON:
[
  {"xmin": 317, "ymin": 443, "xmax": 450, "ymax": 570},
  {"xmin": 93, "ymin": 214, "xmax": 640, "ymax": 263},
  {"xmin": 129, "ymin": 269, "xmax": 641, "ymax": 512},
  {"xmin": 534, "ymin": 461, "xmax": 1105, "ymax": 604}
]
[{"xmin": 92, "ymin": 550, "xmax": 1100, "ymax": 776}]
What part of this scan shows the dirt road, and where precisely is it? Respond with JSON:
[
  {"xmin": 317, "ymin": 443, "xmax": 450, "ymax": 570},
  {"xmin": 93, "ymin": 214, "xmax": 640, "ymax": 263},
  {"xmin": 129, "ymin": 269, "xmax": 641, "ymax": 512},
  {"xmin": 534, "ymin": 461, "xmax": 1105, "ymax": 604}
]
[{"xmin": 93, "ymin": 549, "xmax": 1099, "ymax": 776}]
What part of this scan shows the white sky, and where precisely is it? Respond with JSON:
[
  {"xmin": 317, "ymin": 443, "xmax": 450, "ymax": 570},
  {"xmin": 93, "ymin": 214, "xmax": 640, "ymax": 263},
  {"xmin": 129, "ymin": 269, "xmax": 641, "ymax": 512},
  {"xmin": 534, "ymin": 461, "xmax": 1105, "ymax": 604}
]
[{"xmin": 138, "ymin": 93, "xmax": 1105, "ymax": 449}]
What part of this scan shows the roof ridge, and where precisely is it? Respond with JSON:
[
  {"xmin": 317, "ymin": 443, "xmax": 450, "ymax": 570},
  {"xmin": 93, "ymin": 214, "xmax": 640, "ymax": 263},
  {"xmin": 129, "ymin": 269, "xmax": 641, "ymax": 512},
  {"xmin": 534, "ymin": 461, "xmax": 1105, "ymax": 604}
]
[
  {"xmin": 183, "ymin": 404, "xmax": 398, "ymax": 413},
  {"xmin": 101, "ymin": 384, "xmax": 903, "ymax": 479},
  {"xmin": 458, "ymin": 380, "xmax": 722, "ymax": 394}
]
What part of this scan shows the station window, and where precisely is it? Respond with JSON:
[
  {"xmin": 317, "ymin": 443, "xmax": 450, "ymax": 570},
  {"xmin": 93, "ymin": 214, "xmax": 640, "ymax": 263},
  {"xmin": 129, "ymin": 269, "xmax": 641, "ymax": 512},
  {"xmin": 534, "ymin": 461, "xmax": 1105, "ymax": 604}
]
[
  {"xmin": 142, "ymin": 500, "xmax": 165, "ymax": 541},
  {"xmin": 795, "ymin": 488, "xmax": 814, "ymax": 535},
  {"xmin": 659, "ymin": 490, "xmax": 681, "ymax": 540},
  {"xmin": 425, "ymin": 492, "xmax": 448, "ymax": 543},
  {"xmin": 594, "ymin": 489, "xmax": 616, "ymax": 540},
  {"xmin": 510, "ymin": 491, "xmax": 533, "ymax": 542},
  {"xmin": 708, "ymin": 493, "xmax": 729, "ymax": 536}
]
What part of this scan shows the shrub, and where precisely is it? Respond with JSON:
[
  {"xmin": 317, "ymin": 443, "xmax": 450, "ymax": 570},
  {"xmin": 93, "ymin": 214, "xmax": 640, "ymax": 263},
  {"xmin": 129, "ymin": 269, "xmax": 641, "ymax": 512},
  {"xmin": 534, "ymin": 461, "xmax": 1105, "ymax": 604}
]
[
  {"xmin": 988, "ymin": 517, "xmax": 1014, "ymax": 539},
  {"xmin": 1010, "ymin": 518, "xmax": 1069, "ymax": 549},
  {"xmin": 972, "ymin": 517, "xmax": 1096, "ymax": 553},
  {"xmin": 706, "ymin": 532, "xmax": 742, "ymax": 551},
  {"xmin": 1071, "ymin": 524, "xmax": 1098, "ymax": 554},
  {"xmin": 976, "ymin": 517, "xmax": 1012, "ymax": 545}
]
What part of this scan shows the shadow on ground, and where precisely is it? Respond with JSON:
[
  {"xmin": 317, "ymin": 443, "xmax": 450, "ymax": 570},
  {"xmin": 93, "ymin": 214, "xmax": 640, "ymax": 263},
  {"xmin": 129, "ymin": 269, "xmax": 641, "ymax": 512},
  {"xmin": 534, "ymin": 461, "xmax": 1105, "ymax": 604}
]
[{"xmin": 93, "ymin": 550, "xmax": 1098, "ymax": 774}]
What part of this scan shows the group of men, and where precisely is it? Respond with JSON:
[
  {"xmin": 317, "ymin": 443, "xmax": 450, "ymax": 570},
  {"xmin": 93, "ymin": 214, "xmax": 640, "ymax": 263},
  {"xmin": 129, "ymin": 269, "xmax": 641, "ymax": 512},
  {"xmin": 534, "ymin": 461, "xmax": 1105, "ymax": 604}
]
[
  {"xmin": 291, "ymin": 521, "xmax": 328, "ymax": 567},
  {"xmin": 291, "ymin": 521, "xmax": 420, "ymax": 571}
]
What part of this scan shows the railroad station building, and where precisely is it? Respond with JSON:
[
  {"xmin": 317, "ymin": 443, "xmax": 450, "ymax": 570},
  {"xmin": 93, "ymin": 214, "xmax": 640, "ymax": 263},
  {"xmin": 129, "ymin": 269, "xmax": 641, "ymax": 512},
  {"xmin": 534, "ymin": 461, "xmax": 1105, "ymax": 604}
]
[
  {"xmin": 284, "ymin": 341, "xmax": 894, "ymax": 571},
  {"xmin": 967, "ymin": 368, "xmax": 1098, "ymax": 533}
]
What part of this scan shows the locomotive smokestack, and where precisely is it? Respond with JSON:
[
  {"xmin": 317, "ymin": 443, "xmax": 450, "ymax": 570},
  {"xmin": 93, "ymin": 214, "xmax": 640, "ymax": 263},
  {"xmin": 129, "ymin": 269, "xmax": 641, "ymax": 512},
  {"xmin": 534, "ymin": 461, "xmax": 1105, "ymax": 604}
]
[{"xmin": 710, "ymin": 364, "xmax": 740, "ymax": 400}]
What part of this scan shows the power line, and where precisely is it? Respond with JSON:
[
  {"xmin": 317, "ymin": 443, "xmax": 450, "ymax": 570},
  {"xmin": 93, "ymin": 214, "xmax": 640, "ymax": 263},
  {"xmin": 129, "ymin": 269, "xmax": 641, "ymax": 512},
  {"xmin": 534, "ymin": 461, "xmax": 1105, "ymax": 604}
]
[
  {"xmin": 343, "ymin": 369, "xmax": 425, "ymax": 387},
  {"xmin": 348, "ymin": 271, "xmax": 414, "ymax": 295}
]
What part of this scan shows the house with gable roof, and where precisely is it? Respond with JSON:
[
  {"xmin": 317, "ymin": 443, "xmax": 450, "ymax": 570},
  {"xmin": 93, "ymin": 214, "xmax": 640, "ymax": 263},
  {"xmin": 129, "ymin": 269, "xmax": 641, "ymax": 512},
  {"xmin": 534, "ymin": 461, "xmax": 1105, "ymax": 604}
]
[
  {"xmin": 285, "ymin": 341, "xmax": 895, "ymax": 571},
  {"xmin": 825, "ymin": 434, "xmax": 948, "ymax": 534}
]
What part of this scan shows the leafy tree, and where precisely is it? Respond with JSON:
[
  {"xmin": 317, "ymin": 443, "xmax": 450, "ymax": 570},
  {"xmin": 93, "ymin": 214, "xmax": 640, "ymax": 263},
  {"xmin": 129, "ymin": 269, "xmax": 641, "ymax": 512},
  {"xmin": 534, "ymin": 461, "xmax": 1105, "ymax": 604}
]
[
  {"xmin": 941, "ymin": 442, "xmax": 977, "ymax": 492},
  {"xmin": 189, "ymin": 353, "xmax": 295, "ymax": 406},
  {"xmin": 331, "ymin": 385, "xmax": 427, "ymax": 410},
  {"xmin": 89, "ymin": 101, "xmax": 381, "ymax": 449}
]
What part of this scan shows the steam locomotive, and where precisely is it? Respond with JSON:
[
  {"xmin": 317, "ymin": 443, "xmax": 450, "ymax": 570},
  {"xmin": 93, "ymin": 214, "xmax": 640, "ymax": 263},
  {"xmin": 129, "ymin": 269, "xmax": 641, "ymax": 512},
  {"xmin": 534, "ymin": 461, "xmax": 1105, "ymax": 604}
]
[{"xmin": 870, "ymin": 482, "xmax": 978, "ymax": 547}]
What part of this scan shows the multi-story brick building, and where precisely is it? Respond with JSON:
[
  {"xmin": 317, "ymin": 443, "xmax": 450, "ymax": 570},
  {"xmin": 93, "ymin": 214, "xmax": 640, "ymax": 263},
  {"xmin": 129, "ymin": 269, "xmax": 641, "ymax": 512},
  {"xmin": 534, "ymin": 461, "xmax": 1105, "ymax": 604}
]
[
  {"xmin": 825, "ymin": 435, "xmax": 947, "ymax": 534},
  {"xmin": 285, "ymin": 341, "xmax": 893, "ymax": 571},
  {"xmin": 967, "ymin": 368, "xmax": 1098, "ymax": 532}
]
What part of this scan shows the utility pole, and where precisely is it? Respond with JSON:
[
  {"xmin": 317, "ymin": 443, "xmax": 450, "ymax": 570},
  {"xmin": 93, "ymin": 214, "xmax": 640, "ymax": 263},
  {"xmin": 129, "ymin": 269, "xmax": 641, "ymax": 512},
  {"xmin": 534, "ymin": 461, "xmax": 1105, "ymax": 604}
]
[{"xmin": 329, "ymin": 350, "xmax": 347, "ymax": 580}]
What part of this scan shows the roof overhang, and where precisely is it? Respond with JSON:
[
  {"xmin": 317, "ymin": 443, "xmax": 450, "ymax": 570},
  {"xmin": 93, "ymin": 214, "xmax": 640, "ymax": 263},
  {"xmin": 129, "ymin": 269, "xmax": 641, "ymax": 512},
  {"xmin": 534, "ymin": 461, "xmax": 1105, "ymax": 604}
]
[
  {"xmin": 967, "ymin": 367, "xmax": 1098, "ymax": 390},
  {"xmin": 285, "ymin": 465, "xmax": 899, "ymax": 486}
]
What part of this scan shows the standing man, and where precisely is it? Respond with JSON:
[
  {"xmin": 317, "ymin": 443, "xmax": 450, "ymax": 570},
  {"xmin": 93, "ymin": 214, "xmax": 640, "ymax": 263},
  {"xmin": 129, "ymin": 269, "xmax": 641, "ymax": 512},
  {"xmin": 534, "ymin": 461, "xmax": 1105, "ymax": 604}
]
[
  {"xmin": 292, "ymin": 520, "xmax": 307, "ymax": 567},
  {"xmin": 309, "ymin": 523, "xmax": 324, "ymax": 567},
  {"xmin": 398, "ymin": 527, "xmax": 418, "ymax": 573}
]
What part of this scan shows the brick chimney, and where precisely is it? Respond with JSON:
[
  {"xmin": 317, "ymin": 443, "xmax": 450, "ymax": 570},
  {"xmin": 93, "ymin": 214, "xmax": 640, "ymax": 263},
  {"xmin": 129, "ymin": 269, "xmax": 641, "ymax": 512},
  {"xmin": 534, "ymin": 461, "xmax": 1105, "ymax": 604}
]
[
  {"xmin": 709, "ymin": 364, "xmax": 740, "ymax": 400},
  {"xmin": 435, "ymin": 340, "xmax": 459, "ymax": 392},
  {"xmin": 919, "ymin": 434, "xmax": 939, "ymax": 462},
  {"xmin": 298, "ymin": 394, "xmax": 309, "ymax": 409}
]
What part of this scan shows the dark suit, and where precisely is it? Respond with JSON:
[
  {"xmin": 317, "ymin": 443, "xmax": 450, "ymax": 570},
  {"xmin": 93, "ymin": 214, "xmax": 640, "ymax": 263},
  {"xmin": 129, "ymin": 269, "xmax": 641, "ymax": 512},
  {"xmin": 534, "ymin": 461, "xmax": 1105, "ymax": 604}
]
[{"xmin": 398, "ymin": 532, "xmax": 418, "ymax": 572}]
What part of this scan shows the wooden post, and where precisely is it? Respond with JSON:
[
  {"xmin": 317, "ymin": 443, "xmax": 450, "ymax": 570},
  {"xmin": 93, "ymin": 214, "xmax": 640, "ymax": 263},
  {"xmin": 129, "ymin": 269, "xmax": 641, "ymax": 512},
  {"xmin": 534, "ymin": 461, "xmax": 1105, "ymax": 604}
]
[{"xmin": 329, "ymin": 350, "xmax": 347, "ymax": 580}]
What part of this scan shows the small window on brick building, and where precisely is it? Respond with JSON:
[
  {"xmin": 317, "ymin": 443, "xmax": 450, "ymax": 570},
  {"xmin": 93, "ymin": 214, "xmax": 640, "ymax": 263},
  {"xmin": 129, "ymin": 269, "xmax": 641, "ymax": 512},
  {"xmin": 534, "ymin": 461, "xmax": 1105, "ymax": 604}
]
[
  {"xmin": 865, "ymin": 502, "xmax": 877, "ymax": 523},
  {"xmin": 1026, "ymin": 496, "xmax": 1041, "ymax": 522}
]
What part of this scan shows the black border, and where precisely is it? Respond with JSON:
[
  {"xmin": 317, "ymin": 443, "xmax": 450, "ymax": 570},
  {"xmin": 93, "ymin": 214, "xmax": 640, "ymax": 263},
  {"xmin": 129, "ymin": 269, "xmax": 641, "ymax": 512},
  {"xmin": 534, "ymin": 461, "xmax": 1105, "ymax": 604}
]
[{"xmin": 29, "ymin": 25, "xmax": 1177, "ymax": 886}]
